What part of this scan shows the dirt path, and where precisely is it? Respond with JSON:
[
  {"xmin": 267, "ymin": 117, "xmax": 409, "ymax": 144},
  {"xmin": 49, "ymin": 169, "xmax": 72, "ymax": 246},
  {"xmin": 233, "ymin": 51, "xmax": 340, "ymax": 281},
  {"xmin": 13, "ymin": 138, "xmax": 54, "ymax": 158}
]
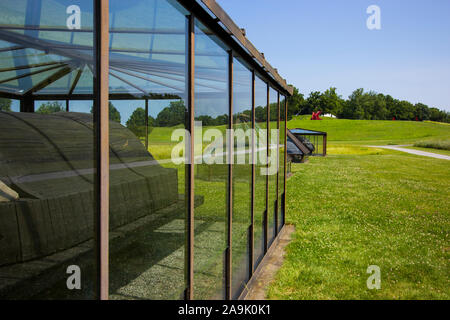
[{"xmin": 370, "ymin": 145, "xmax": 450, "ymax": 160}]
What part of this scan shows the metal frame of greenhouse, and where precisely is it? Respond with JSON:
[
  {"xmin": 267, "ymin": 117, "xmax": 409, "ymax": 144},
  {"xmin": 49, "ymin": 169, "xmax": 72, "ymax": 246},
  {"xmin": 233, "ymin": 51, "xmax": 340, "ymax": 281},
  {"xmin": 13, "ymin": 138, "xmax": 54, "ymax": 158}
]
[{"xmin": 0, "ymin": 0, "xmax": 292, "ymax": 300}]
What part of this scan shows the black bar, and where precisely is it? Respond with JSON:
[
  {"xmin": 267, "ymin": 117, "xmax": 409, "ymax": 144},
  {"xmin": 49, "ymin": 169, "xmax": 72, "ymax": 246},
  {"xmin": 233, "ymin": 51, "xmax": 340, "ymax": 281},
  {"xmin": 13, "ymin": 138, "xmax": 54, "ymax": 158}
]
[
  {"xmin": 264, "ymin": 83, "xmax": 269, "ymax": 253},
  {"xmin": 226, "ymin": 50, "xmax": 233, "ymax": 300},
  {"xmin": 250, "ymin": 70, "xmax": 255, "ymax": 278},
  {"xmin": 145, "ymin": 99, "xmax": 149, "ymax": 150}
]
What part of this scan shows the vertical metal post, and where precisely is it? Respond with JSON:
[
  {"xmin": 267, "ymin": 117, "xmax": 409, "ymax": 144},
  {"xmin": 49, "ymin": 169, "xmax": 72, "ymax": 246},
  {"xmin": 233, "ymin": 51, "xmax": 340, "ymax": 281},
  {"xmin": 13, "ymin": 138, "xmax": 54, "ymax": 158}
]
[
  {"xmin": 145, "ymin": 98, "xmax": 149, "ymax": 150},
  {"xmin": 94, "ymin": 0, "xmax": 109, "ymax": 301},
  {"xmin": 66, "ymin": 99, "xmax": 69, "ymax": 112},
  {"xmin": 283, "ymin": 98, "xmax": 287, "ymax": 227},
  {"xmin": 226, "ymin": 50, "xmax": 233, "ymax": 300},
  {"xmin": 264, "ymin": 84, "xmax": 269, "ymax": 253},
  {"xmin": 323, "ymin": 133, "xmax": 327, "ymax": 156},
  {"xmin": 185, "ymin": 14, "xmax": 195, "ymax": 301},
  {"xmin": 20, "ymin": 96, "xmax": 34, "ymax": 112},
  {"xmin": 250, "ymin": 71, "xmax": 255, "ymax": 277}
]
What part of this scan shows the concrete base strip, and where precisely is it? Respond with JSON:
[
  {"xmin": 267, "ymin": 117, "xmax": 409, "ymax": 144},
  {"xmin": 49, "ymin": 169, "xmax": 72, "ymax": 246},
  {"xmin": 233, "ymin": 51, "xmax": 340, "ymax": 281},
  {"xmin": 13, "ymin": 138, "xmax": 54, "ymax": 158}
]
[{"xmin": 239, "ymin": 225, "xmax": 295, "ymax": 300}]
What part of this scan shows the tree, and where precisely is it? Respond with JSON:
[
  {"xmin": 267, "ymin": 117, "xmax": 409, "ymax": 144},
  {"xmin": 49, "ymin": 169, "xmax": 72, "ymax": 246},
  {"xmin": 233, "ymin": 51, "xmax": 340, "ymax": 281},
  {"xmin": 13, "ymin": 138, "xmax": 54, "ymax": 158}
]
[
  {"xmin": 126, "ymin": 107, "xmax": 154, "ymax": 137},
  {"xmin": 0, "ymin": 98, "xmax": 12, "ymax": 111},
  {"xmin": 286, "ymin": 86, "xmax": 305, "ymax": 117},
  {"xmin": 414, "ymin": 103, "xmax": 430, "ymax": 121},
  {"xmin": 304, "ymin": 91, "xmax": 322, "ymax": 114},
  {"xmin": 90, "ymin": 102, "xmax": 121, "ymax": 123},
  {"xmin": 339, "ymin": 88, "xmax": 364, "ymax": 119},
  {"xmin": 155, "ymin": 100, "xmax": 186, "ymax": 127},
  {"xmin": 108, "ymin": 103, "xmax": 121, "ymax": 123},
  {"xmin": 319, "ymin": 87, "xmax": 344, "ymax": 116},
  {"xmin": 36, "ymin": 101, "xmax": 63, "ymax": 114},
  {"xmin": 255, "ymin": 106, "xmax": 266, "ymax": 122}
]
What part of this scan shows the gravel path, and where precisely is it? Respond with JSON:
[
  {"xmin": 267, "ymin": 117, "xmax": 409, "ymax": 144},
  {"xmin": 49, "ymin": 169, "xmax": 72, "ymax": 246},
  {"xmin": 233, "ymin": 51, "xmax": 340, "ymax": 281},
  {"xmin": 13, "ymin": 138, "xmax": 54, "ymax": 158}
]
[{"xmin": 370, "ymin": 145, "xmax": 450, "ymax": 160}]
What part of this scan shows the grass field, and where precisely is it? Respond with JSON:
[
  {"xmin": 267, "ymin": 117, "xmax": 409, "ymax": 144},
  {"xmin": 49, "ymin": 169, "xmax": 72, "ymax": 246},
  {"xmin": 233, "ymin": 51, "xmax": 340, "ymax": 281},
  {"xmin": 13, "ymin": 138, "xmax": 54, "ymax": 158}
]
[
  {"xmin": 267, "ymin": 118, "xmax": 450, "ymax": 300},
  {"xmin": 139, "ymin": 117, "xmax": 450, "ymax": 299},
  {"xmin": 288, "ymin": 116, "xmax": 449, "ymax": 145}
]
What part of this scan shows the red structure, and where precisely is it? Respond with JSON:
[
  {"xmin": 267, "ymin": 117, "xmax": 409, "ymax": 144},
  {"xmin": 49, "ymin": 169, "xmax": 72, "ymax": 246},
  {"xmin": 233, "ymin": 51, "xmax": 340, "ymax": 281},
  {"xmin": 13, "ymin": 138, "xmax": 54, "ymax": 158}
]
[{"xmin": 311, "ymin": 111, "xmax": 322, "ymax": 120}]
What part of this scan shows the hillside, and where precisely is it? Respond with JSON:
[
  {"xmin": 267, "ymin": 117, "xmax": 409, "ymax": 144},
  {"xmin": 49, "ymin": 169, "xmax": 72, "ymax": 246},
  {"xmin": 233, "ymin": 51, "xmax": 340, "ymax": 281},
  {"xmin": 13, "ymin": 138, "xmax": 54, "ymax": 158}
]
[{"xmin": 287, "ymin": 116, "xmax": 450, "ymax": 146}]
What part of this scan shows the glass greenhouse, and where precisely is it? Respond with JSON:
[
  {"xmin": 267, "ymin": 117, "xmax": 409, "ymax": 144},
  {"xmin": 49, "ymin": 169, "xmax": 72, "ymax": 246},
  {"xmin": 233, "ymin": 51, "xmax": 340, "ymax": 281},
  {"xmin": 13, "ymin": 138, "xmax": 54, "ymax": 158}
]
[{"xmin": 0, "ymin": 0, "xmax": 292, "ymax": 300}]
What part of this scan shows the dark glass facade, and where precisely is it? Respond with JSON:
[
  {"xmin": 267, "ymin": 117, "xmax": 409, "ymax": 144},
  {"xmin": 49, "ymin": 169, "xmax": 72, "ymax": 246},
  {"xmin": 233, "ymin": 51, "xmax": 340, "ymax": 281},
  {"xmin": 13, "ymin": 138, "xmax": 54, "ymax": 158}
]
[{"xmin": 0, "ymin": 0, "xmax": 290, "ymax": 300}]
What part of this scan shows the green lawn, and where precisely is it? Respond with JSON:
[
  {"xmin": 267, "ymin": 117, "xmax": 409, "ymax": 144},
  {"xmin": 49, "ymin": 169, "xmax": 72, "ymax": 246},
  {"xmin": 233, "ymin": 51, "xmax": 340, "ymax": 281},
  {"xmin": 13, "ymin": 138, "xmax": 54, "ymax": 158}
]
[
  {"xmin": 142, "ymin": 118, "xmax": 449, "ymax": 299},
  {"xmin": 288, "ymin": 117, "xmax": 450, "ymax": 145},
  {"xmin": 267, "ymin": 119, "xmax": 450, "ymax": 300}
]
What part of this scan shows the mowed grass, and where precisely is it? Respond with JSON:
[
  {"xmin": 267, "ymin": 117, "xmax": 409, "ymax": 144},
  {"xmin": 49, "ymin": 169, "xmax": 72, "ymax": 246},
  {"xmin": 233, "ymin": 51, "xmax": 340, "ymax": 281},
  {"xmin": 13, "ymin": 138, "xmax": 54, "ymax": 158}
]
[
  {"xmin": 288, "ymin": 116, "xmax": 450, "ymax": 145},
  {"xmin": 267, "ymin": 119, "xmax": 450, "ymax": 300},
  {"xmin": 142, "ymin": 118, "xmax": 449, "ymax": 299}
]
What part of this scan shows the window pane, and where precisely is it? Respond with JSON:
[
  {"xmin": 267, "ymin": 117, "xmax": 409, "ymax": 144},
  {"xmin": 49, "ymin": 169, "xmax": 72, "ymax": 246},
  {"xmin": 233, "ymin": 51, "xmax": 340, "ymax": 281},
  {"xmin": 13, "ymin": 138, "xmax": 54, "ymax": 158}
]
[
  {"xmin": 194, "ymin": 19, "xmax": 229, "ymax": 300},
  {"xmin": 0, "ymin": 0, "xmax": 96, "ymax": 299},
  {"xmin": 268, "ymin": 87, "xmax": 278, "ymax": 245},
  {"xmin": 279, "ymin": 95, "xmax": 286, "ymax": 231},
  {"xmin": 107, "ymin": 0, "xmax": 188, "ymax": 300},
  {"xmin": 254, "ymin": 75, "xmax": 267, "ymax": 268},
  {"xmin": 231, "ymin": 56, "xmax": 252, "ymax": 298}
]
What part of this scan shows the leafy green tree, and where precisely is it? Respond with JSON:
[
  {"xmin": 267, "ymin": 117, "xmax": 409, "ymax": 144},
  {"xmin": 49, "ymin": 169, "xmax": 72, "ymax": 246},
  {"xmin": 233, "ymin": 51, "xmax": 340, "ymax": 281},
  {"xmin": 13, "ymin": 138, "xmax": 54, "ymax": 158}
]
[
  {"xmin": 90, "ymin": 102, "xmax": 121, "ymax": 123},
  {"xmin": 414, "ymin": 103, "xmax": 430, "ymax": 121},
  {"xmin": 319, "ymin": 87, "xmax": 344, "ymax": 116},
  {"xmin": 286, "ymin": 86, "xmax": 305, "ymax": 117},
  {"xmin": 0, "ymin": 98, "xmax": 12, "ymax": 111},
  {"xmin": 255, "ymin": 106, "xmax": 267, "ymax": 122},
  {"xmin": 155, "ymin": 100, "xmax": 186, "ymax": 127},
  {"xmin": 305, "ymin": 91, "xmax": 322, "ymax": 114},
  {"xmin": 339, "ymin": 89, "xmax": 364, "ymax": 119},
  {"xmin": 126, "ymin": 107, "xmax": 154, "ymax": 137},
  {"xmin": 36, "ymin": 101, "xmax": 64, "ymax": 114}
]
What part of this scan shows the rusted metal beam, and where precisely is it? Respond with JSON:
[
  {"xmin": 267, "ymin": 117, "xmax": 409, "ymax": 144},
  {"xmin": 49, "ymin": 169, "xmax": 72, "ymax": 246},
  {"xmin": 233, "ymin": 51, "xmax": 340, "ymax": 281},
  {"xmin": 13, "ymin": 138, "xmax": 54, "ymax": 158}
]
[
  {"xmin": 199, "ymin": 0, "xmax": 292, "ymax": 95},
  {"xmin": 94, "ymin": 0, "xmax": 109, "ymax": 301},
  {"xmin": 186, "ymin": 14, "xmax": 195, "ymax": 301}
]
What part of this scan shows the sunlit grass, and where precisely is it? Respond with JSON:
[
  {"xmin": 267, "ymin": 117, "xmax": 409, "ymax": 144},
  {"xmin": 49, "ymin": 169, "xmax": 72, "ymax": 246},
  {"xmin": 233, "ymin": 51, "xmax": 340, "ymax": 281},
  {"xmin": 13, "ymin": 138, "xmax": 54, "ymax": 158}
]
[
  {"xmin": 288, "ymin": 117, "xmax": 450, "ymax": 145},
  {"xmin": 268, "ymin": 154, "xmax": 450, "ymax": 300}
]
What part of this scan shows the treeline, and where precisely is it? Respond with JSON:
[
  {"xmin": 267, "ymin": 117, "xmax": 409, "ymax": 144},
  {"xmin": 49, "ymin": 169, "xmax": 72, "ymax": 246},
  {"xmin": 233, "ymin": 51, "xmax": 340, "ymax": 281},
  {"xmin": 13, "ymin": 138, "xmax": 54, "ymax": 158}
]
[{"xmin": 286, "ymin": 87, "xmax": 450, "ymax": 122}]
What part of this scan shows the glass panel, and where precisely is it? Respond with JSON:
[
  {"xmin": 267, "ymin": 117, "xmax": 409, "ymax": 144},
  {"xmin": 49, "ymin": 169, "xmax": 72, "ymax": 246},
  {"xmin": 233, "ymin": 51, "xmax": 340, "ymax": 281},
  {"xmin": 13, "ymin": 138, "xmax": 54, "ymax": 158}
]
[
  {"xmin": 231, "ymin": 56, "xmax": 252, "ymax": 298},
  {"xmin": 194, "ymin": 19, "xmax": 229, "ymax": 300},
  {"xmin": 279, "ymin": 95, "xmax": 286, "ymax": 231},
  {"xmin": 268, "ymin": 87, "xmax": 278, "ymax": 245},
  {"xmin": 254, "ymin": 75, "xmax": 267, "ymax": 268},
  {"xmin": 35, "ymin": 100, "xmax": 66, "ymax": 113},
  {"xmin": 0, "ymin": 98, "xmax": 19, "ymax": 112},
  {"xmin": 0, "ymin": 0, "xmax": 96, "ymax": 299},
  {"xmin": 69, "ymin": 100, "xmax": 93, "ymax": 114},
  {"xmin": 107, "ymin": 0, "xmax": 188, "ymax": 300}
]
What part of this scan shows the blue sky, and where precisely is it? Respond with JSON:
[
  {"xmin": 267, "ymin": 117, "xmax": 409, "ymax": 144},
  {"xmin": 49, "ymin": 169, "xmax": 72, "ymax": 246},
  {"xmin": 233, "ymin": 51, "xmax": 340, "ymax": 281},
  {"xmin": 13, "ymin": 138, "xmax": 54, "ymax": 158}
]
[{"xmin": 217, "ymin": 0, "xmax": 450, "ymax": 111}]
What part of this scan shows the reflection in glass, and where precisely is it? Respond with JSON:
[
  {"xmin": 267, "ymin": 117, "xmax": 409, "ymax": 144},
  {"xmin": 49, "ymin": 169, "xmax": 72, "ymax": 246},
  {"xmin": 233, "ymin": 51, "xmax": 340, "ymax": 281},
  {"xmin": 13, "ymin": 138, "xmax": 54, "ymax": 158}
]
[
  {"xmin": 194, "ymin": 20, "xmax": 229, "ymax": 300},
  {"xmin": 231, "ymin": 57, "xmax": 252, "ymax": 298},
  {"xmin": 107, "ymin": 0, "xmax": 188, "ymax": 300},
  {"xmin": 268, "ymin": 87, "xmax": 278, "ymax": 245},
  {"xmin": 0, "ymin": 0, "xmax": 96, "ymax": 299},
  {"xmin": 254, "ymin": 75, "xmax": 267, "ymax": 268}
]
